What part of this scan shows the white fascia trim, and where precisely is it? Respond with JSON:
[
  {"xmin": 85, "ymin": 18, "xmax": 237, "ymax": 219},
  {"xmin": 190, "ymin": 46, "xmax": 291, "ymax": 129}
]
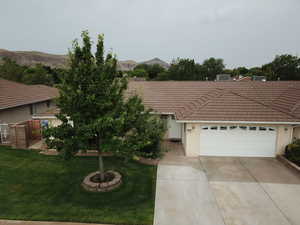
[
  {"xmin": 176, "ymin": 120, "xmax": 300, "ymax": 125},
  {"xmin": 32, "ymin": 116, "xmax": 57, "ymax": 119},
  {"xmin": 150, "ymin": 112, "xmax": 175, "ymax": 115}
]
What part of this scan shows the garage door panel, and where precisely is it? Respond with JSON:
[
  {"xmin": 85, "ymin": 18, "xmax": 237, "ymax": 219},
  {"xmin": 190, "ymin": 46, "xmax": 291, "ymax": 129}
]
[{"xmin": 199, "ymin": 125, "xmax": 277, "ymax": 157}]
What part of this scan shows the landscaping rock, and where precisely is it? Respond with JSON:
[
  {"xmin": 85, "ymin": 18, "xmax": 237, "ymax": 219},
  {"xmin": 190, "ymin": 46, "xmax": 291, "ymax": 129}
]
[{"xmin": 82, "ymin": 170, "xmax": 122, "ymax": 192}]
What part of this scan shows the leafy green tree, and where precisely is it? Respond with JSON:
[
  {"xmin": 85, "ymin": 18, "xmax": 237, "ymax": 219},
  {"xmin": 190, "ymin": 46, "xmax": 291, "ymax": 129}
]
[
  {"xmin": 0, "ymin": 57, "xmax": 27, "ymax": 82},
  {"xmin": 44, "ymin": 31, "xmax": 165, "ymax": 181},
  {"xmin": 0, "ymin": 57, "xmax": 65, "ymax": 85},
  {"xmin": 232, "ymin": 67, "xmax": 249, "ymax": 76},
  {"xmin": 262, "ymin": 54, "xmax": 300, "ymax": 80},
  {"xmin": 22, "ymin": 64, "xmax": 54, "ymax": 85},
  {"xmin": 201, "ymin": 57, "xmax": 225, "ymax": 80},
  {"xmin": 134, "ymin": 63, "xmax": 165, "ymax": 80},
  {"xmin": 246, "ymin": 67, "xmax": 265, "ymax": 77},
  {"xmin": 166, "ymin": 58, "xmax": 203, "ymax": 80},
  {"xmin": 156, "ymin": 71, "xmax": 170, "ymax": 80},
  {"xmin": 127, "ymin": 68, "xmax": 148, "ymax": 78}
]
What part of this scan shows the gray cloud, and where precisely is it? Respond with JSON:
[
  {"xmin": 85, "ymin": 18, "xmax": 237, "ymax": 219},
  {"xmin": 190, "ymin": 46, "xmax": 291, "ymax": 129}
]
[{"xmin": 0, "ymin": 0, "xmax": 299, "ymax": 68}]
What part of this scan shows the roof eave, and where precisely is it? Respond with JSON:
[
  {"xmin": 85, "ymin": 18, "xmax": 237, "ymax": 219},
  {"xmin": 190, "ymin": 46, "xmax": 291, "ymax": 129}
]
[
  {"xmin": 176, "ymin": 120, "xmax": 300, "ymax": 125},
  {"xmin": 0, "ymin": 97, "xmax": 55, "ymax": 111}
]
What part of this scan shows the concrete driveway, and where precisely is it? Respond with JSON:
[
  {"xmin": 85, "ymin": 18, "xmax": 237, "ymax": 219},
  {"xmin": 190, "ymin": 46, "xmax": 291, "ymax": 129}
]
[{"xmin": 154, "ymin": 156, "xmax": 300, "ymax": 225}]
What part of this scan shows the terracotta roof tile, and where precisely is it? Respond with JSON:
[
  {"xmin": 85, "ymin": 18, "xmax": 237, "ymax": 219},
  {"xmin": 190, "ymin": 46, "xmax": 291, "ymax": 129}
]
[
  {"xmin": 128, "ymin": 81, "xmax": 300, "ymax": 123},
  {"xmin": 0, "ymin": 79, "xmax": 59, "ymax": 110}
]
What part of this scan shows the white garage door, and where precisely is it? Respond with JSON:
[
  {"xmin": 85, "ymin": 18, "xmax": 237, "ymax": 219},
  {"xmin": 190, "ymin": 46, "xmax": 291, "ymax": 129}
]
[{"xmin": 199, "ymin": 125, "xmax": 277, "ymax": 157}]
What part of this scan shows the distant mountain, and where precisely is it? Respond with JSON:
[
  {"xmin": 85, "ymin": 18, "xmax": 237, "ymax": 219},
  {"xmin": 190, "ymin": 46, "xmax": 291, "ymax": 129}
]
[
  {"xmin": 139, "ymin": 57, "xmax": 170, "ymax": 69},
  {"xmin": 0, "ymin": 49, "xmax": 68, "ymax": 68},
  {"xmin": 117, "ymin": 60, "xmax": 137, "ymax": 71},
  {"xmin": 0, "ymin": 49, "xmax": 169, "ymax": 71},
  {"xmin": 118, "ymin": 57, "xmax": 169, "ymax": 71}
]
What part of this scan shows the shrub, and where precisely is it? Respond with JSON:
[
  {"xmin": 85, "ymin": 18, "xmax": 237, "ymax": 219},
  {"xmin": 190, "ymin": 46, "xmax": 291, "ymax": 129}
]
[
  {"xmin": 138, "ymin": 138, "xmax": 162, "ymax": 159},
  {"xmin": 285, "ymin": 139, "xmax": 300, "ymax": 166}
]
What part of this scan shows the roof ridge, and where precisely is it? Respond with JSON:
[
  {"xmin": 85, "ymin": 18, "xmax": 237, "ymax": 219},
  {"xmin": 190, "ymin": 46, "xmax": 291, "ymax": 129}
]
[
  {"xmin": 178, "ymin": 88, "xmax": 226, "ymax": 120},
  {"xmin": 269, "ymin": 87, "xmax": 300, "ymax": 114},
  {"xmin": 269, "ymin": 86, "xmax": 295, "ymax": 108}
]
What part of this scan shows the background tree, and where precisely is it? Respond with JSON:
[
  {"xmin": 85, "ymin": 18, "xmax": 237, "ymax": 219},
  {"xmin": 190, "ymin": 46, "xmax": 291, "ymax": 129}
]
[
  {"xmin": 0, "ymin": 57, "xmax": 26, "ymax": 82},
  {"xmin": 231, "ymin": 67, "xmax": 248, "ymax": 76},
  {"xmin": 262, "ymin": 54, "xmax": 300, "ymax": 80},
  {"xmin": 127, "ymin": 68, "xmax": 148, "ymax": 78},
  {"xmin": 166, "ymin": 58, "xmax": 203, "ymax": 80},
  {"xmin": 133, "ymin": 63, "xmax": 165, "ymax": 80},
  {"xmin": 0, "ymin": 57, "xmax": 65, "ymax": 85},
  {"xmin": 201, "ymin": 57, "xmax": 225, "ymax": 80},
  {"xmin": 44, "ymin": 31, "xmax": 165, "ymax": 181},
  {"xmin": 22, "ymin": 64, "xmax": 54, "ymax": 85}
]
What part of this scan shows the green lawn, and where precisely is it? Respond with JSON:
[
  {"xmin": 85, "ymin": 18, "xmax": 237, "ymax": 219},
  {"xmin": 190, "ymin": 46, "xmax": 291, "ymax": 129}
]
[{"xmin": 0, "ymin": 146, "xmax": 157, "ymax": 225}]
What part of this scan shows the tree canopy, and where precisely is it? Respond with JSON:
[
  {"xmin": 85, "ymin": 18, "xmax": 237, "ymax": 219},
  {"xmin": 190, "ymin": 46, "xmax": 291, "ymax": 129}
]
[
  {"xmin": 44, "ymin": 31, "xmax": 165, "ymax": 181},
  {"xmin": 0, "ymin": 57, "xmax": 63, "ymax": 85},
  {"xmin": 201, "ymin": 57, "xmax": 225, "ymax": 80},
  {"xmin": 162, "ymin": 58, "xmax": 203, "ymax": 80},
  {"xmin": 128, "ymin": 63, "xmax": 165, "ymax": 80}
]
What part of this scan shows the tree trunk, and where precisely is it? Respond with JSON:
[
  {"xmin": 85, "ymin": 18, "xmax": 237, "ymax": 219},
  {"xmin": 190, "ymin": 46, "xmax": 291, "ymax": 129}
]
[
  {"xmin": 98, "ymin": 152, "xmax": 105, "ymax": 182},
  {"xmin": 97, "ymin": 137, "xmax": 105, "ymax": 182}
]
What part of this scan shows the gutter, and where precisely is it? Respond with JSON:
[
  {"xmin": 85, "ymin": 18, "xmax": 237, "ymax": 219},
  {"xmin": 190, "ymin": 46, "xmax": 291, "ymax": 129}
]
[
  {"xmin": 150, "ymin": 112, "xmax": 175, "ymax": 115},
  {"xmin": 0, "ymin": 98, "xmax": 55, "ymax": 111},
  {"xmin": 32, "ymin": 115, "xmax": 57, "ymax": 119},
  {"xmin": 176, "ymin": 120, "xmax": 300, "ymax": 125}
]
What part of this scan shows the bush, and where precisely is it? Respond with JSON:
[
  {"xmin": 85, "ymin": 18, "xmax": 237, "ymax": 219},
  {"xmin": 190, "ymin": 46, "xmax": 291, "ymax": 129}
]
[
  {"xmin": 138, "ymin": 139, "xmax": 162, "ymax": 159},
  {"xmin": 285, "ymin": 139, "xmax": 300, "ymax": 166}
]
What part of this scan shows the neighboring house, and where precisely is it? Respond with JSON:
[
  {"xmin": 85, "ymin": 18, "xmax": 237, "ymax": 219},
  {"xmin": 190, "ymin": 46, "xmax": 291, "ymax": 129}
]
[
  {"xmin": 253, "ymin": 75, "xmax": 267, "ymax": 81},
  {"xmin": 235, "ymin": 75, "xmax": 252, "ymax": 82},
  {"xmin": 0, "ymin": 79, "xmax": 58, "ymax": 124},
  {"xmin": 216, "ymin": 74, "xmax": 232, "ymax": 81},
  {"xmin": 33, "ymin": 81, "xmax": 300, "ymax": 158}
]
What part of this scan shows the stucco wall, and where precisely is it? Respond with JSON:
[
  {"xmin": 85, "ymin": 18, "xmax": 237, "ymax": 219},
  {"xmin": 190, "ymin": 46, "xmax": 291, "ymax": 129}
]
[
  {"xmin": 293, "ymin": 127, "xmax": 300, "ymax": 139},
  {"xmin": 185, "ymin": 123, "xmax": 201, "ymax": 157},
  {"xmin": 276, "ymin": 126, "xmax": 293, "ymax": 154},
  {"xmin": 0, "ymin": 100, "xmax": 56, "ymax": 124},
  {"xmin": 184, "ymin": 122, "xmax": 294, "ymax": 157}
]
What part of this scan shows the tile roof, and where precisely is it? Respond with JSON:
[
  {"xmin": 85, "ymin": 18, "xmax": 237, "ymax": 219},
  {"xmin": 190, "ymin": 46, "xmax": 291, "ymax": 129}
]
[
  {"xmin": 128, "ymin": 81, "xmax": 300, "ymax": 123},
  {"xmin": 0, "ymin": 79, "xmax": 59, "ymax": 110}
]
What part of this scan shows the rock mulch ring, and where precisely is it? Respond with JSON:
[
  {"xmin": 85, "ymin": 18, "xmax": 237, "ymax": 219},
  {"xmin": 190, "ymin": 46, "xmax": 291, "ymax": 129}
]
[{"xmin": 82, "ymin": 170, "xmax": 122, "ymax": 192}]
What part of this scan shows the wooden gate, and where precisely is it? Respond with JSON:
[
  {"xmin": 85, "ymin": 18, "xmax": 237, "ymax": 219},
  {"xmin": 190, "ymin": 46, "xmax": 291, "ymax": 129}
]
[{"xmin": 27, "ymin": 120, "xmax": 42, "ymax": 140}]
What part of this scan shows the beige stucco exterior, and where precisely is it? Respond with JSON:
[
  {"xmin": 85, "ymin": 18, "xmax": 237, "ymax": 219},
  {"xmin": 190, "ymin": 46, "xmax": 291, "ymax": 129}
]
[
  {"xmin": 182, "ymin": 122, "xmax": 295, "ymax": 157},
  {"xmin": 0, "ymin": 100, "xmax": 56, "ymax": 124},
  {"xmin": 293, "ymin": 127, "xmax": 300, "ymax": 139}
]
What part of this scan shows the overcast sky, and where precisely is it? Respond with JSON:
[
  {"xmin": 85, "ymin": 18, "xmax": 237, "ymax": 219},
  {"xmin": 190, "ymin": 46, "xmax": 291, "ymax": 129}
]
[{"xmin": 0, "ymin": 0, "xmax": 299, "ymax": 68}]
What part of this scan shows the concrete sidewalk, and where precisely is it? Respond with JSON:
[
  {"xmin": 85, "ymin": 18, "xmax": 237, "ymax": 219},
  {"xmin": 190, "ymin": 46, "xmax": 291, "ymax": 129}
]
[{"xmin": 153, "ymin": 155, "xmax": 225, "ymax": 225}]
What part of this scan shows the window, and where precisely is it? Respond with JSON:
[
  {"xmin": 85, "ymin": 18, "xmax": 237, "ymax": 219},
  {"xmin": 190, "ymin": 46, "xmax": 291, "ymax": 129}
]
[
  {"xmin": 202, "ymin": 126, "xmax": 209, "ymax": 130},
  {"xmin": 269, "ymin": 127, "xmax": 275, "ymax": 131},
  {"xmin": 259, "ymin": 127, "xmax": 267, "ymax": 131},
  {"xmin": 229, "ymin": 126, "xmax": 237, "ymax": 130},
  {"xmin": 220, "ymin": 126, "xmax": 227, "ymax": 130},
  {"xmin": 46, "ymin": 101, "xmax": 51, "ymax": 108},
  {"xmin": 239, "ymin": 126, "xmax": 247, "ymax": 130},
  {"xmin": 210, "ymin": 126, "xmax": 218, "ymax": 130},
  {"xmin": 249, "ymin": 126, "xmax": 257, "ymax": 131}
]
